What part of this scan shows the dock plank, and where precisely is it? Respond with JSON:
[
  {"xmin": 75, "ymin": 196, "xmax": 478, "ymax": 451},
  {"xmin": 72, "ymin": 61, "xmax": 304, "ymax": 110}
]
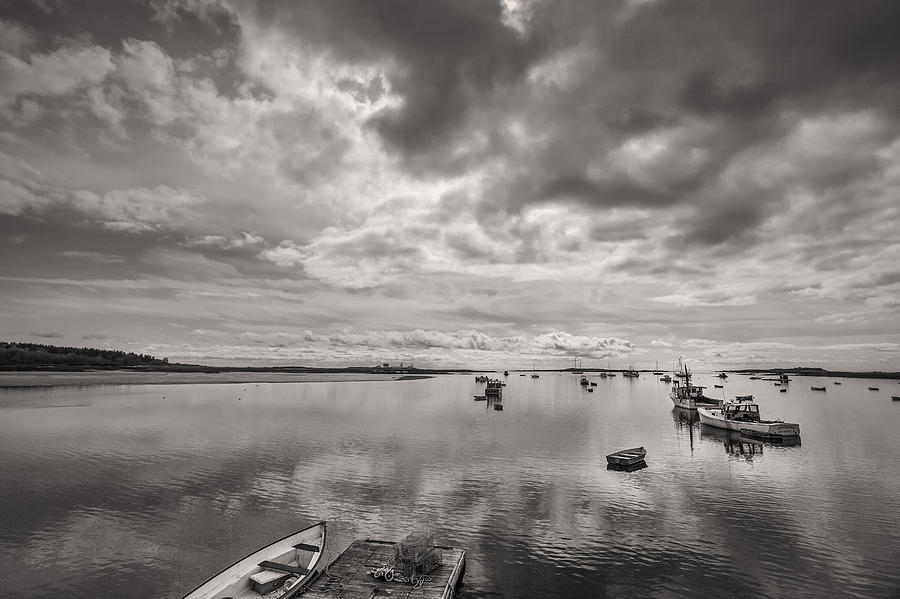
[{"xmin": 303, "ymin": 539, "xmax": 465, "ymax": 599}]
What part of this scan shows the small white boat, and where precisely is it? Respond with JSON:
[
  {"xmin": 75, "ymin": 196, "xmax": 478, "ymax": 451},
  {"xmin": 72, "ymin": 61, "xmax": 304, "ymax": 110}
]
[
  {"xmin": 698, "ymin": 398, "xmax": 800, "ymax": 439},
  {"xmin": 182, "ymin": 522, "xmax": 326, "ymax": 599},
  {"xmin": 606, "ymin": 447, "xmax": 646, "ymax": 466}
]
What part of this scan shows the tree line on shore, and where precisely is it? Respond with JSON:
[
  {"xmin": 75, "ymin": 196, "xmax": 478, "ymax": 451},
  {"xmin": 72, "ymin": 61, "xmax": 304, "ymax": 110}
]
[{"xmin": 0, "ymin": 342, "xmax": 168, "ymax": 369}]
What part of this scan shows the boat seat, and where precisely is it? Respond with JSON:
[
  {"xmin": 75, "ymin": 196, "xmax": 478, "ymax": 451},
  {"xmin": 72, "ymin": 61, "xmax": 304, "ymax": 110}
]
[
  {"xmin": 258, "ymin": 561, "xmax": 308, "ymax": 575},
  {"xmin": 293, "ymin": 543, "xmax": 320, "ymax": 552}
]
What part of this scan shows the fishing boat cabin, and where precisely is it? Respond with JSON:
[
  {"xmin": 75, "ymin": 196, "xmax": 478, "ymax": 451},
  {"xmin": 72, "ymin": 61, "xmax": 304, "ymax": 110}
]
[{"xmin": 721, "ymin": 400, "xmax": 762, "ymax": 423}]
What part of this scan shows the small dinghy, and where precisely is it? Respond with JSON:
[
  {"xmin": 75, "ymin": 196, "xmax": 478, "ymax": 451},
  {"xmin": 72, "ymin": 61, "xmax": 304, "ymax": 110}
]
[
  {"xmin": 892, "ymin": 396, "xmax": 900, "ymax": 401},
  {"xmin": 868, "ymin": 387, "xmax": 880, "ymax": 391},
  {"xmin": 182, "ymin": 522, "xmax": 326, "ymax": 599},
  {"xmin": 810, "ymin": 386, "xmax": 826, "ymax": 391},
  {"xmin": 606, "ymin": 447, "xmax": 646, "ymax": 467}
]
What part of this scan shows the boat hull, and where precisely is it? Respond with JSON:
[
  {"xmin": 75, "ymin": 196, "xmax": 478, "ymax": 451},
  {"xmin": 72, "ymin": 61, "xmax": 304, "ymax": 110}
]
[
  {"xmin": 606, "ymin": 447, "xmax": 647, "ymax": 466},
  {"xmin": 697, "ymin": 408, "xmax": 800, "ymax": 438},
  {"xmin": 182, "ymin": 522, "xmax": 326, "ymax": 599},
  {"xmin": 670, "ymin": 393, "xmax": 723, "ymax": 411}
]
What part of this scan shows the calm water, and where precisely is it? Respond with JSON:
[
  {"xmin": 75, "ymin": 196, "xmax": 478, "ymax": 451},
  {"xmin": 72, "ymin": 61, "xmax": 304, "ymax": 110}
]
[{"xmin": 2, "ymin": 373, "xmax": 900, "ymax": 598}]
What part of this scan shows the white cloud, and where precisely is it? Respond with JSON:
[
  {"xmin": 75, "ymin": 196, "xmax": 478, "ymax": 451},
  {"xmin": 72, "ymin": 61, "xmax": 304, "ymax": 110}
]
[
  {"xmin": 0, "ymin": 20, "xmax": 33, "ymax": 53},
  {"xmin": 185, "ymin": 231, "xmax": 265, "ymax": 249},
  {"xmin": 70, "ymin": 185, "xmax": 206, "ymax": 233},
  {"xmin": 0, "ymin": 44, "xmax": 114, "ymax": 102}
]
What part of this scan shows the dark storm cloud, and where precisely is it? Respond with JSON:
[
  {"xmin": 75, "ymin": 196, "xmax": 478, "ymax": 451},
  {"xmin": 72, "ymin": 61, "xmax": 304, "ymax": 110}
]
[
  {"xmin": 238, "ymin": 0, "xmax": 900, "ymax": 249},
  {"xmin": 243, "ymin": 0, "xmax": 542, "ymax": 173}
]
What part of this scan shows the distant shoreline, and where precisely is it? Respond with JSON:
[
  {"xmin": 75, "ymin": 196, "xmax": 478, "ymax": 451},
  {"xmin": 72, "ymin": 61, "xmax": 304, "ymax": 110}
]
[{"xmin": 0, "ymin": 370, "xmax": 438, "ymax": 388}]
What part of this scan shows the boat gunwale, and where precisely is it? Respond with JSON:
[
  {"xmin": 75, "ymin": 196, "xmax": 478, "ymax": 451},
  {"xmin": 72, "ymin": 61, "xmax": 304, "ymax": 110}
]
[{"xmin": 180, "ymin": 521, "xmax": 326, "ymax": 599}]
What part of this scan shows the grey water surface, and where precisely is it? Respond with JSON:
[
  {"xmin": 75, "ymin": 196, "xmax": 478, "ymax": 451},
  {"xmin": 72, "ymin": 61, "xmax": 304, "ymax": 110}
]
[{"xmin": 1, "ymin": 373, "xmax": 899, "ymax": 598}]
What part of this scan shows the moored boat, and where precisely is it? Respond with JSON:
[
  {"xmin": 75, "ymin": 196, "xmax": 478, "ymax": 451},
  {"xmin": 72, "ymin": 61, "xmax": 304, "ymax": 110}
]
[
  {"xmin": 811, "ymin": 386, "xmax": 826, "ymax": 391},
  {"xmin": 622, "ymin": 365, "xmax": 639, "ymax": 378},
  {"xmin": 606, "ymin": 447, "xmax": 646, "ymax": 466},
  {"xmin": 580, "ymin": 376, "xmax": 589, "ymax": 386},
  {"xmin": 182, "ymin": 522, "xmax": 326, "ymax": 599},
  {"xmin": 698, "ymin": 397, "xmax": 800, "ymax": 438},
  {"xmin": 868, "ymin": 387, "xmax": 880, "ymax": 391},
  {"xmin": 892, "ymin": 396, "xmax": 900, "ymax": 401},
  {"xmin": 660, "ymin": 374, "xmax": 671, "ymax": 382},
  {"xmin": 670, "ymin": 362, "xmax": 723, "ymax": 410}
]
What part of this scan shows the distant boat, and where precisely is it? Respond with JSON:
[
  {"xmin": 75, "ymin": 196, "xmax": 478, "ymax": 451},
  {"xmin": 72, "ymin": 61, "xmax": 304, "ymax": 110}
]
[
  {"xmin": 531, "ymin": 365, "xmax": 539, "ymax": 379},
  {"xmin": 868, "ymin": 387, "xmax": 880, "ymax": 391},
  {"xmin": 590, "ymin": 382, "xmax": 597, "ymax": 387},
  {"xmin": 780, "ymin": 389, "xmax": 787, "ymax": 393},
  {"xmin": 717, "ymin": 373, "xmax": 728, "ymax": 379},
  {"xmin": 714, "ymin": 384, "xmax": 723, "ymax": 388},
  {"xmin": 182, "ymin": 522, "xmax": 325, "ymax": 599},
  {"xmin": 833, "ymin": 381, "xmax": 841, "ymax": 385},
  {"xmin": 580, "ymin": 376, "xmax": 589, "ymax": 386},
  {"xmin": 606, "ymin": 447, "xmax": 646, "ymax": 467},
  {"xmin": 698, "ymin": 397, "xmax": 800, "ymax": 439},
  {"xmin": 652, "ymin": 360, "xmax": 663, "ymax": 375},
  {"xmin": 599, "ymin": 372, "xmax": 608, "ymax": 379},
  {"xmin": 587, "ymin": 388, "xmax": 594, "ymax": 392},
  {"xmin": 622, "ymin": 364, "xmax": 640, "ymax": 378},
  {"xmin": 473, "ymin": 395, "xmax": 487, "ymax": 401},
  {"xmin": 660, "ymin": 374, "xmax": 672, "ymax": 382},
  {"xmin": 734, "ymin": 394, "xmax": 754, "ymax": 401},
  {"xmin": 779, "ymin": 373, "xmax": 790, "ymax": 383},
  {"xmin": 493, "ymin": 402, "xmax": 504, "ymax": 410},
  {"xmin": 811, "ymin": 386, "xmax": 826, "ymax": 391},
  {"xmin": 749, "ymin": 376, "xmax": 761, "ymax": 380},
  {"xmin": 503, "ymin": 371, "xmax": 509, "ymax": 376},
  {"xmin": 892, "ymin": 396, "xmax": 900, "ymax": 401}
]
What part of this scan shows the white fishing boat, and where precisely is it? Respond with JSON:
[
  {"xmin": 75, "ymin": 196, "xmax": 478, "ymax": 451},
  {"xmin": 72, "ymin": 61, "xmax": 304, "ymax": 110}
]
[
  {"xmin": 669, "ymin": 361, "xmax": 722, "ymax": 410},
  {"xmin": 182, "ymin": 522, "xmax": 326, "ymax": 599},
  {"xmin": 622, "ymin": 364, "xmax": 639, "ymax": 378},
  {"xmin": 698, "ymin": 397, "xmax": 800, "ymax": 439}
]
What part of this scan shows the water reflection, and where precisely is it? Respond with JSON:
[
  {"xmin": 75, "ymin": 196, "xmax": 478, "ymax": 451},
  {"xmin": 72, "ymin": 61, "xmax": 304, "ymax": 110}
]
[
  {"xmin": 700, "ymin": 425, "xmax": 764, "ymax": 461},
  {"xmin": 2, "ymin": 374, "xmax": 900, "ymax": 598},
  {"xmin": 606, "ymin": 461, "xmax": 648, "ymax": 472},
  {"xmin": 671, "ymin": 406, "xmax": 697, "ymax": 453}
]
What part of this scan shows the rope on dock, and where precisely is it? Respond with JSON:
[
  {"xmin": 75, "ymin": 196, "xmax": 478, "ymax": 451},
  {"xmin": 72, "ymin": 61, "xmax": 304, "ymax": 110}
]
[{"xmin": 366, "ymin": 565, "xmax": 432, "ymax": 588}]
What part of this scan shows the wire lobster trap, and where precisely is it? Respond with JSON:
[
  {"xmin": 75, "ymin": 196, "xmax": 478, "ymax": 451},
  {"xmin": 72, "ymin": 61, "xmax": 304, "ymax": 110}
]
[{"xmin": 392, "ymin": 530, "xmax": 442, "ymax": 578}]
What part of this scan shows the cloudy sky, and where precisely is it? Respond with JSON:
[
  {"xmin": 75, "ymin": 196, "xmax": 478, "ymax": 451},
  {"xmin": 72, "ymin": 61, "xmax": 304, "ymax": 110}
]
[{"xmin": 1, "ymin": 0, "xmax": 899, "ymax": 370}]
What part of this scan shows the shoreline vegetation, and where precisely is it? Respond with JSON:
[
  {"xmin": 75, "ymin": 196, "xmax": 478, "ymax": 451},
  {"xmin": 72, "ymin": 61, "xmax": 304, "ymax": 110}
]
[{"xmin": 1, "ymin": 342, "xmax": 898, "ymax": 387}]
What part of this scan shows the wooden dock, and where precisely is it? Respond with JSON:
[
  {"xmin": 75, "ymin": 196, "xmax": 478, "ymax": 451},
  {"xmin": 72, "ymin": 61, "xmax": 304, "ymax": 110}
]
[{"xmin": 302, "ymin": 539, "xmax": 465, "ymax": 599}]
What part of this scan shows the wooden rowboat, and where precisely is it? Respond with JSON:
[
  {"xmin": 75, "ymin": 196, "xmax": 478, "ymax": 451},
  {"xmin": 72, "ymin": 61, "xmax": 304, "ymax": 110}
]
[
  {"xmin": 606, "ymin": 447, "xmax": 646, "ymax": 467},
  {"xmin": 182, "ymin": 522, "xmax": 326, "ymax": 599}
]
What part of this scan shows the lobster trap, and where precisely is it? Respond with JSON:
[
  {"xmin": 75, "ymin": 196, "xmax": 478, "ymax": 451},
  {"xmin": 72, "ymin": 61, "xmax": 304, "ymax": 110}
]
[{"xmin": 392, "ymin": 531, "xmax": 442, "ymax": 577}]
